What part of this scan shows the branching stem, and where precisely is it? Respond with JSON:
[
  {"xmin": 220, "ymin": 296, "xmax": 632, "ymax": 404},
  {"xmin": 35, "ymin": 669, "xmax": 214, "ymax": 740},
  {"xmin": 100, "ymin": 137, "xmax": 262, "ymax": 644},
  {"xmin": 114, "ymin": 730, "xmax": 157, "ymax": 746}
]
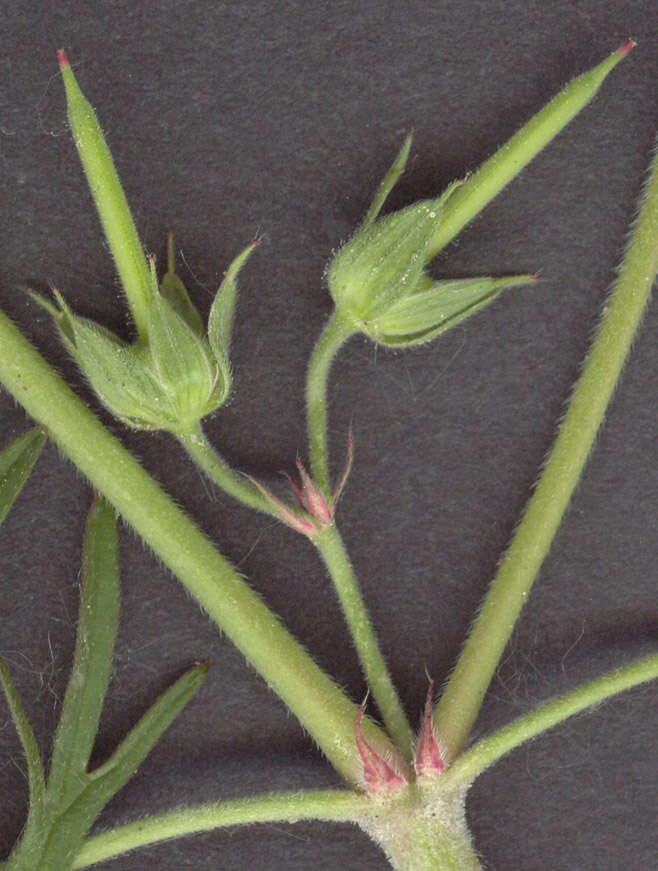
[
  {"xmin": 442, "ymin": 652, "xmax": 658, "ymax": 788},
  {"xmin": 0, "ymin": 310, "xmax": 399, "ymax": 785}
]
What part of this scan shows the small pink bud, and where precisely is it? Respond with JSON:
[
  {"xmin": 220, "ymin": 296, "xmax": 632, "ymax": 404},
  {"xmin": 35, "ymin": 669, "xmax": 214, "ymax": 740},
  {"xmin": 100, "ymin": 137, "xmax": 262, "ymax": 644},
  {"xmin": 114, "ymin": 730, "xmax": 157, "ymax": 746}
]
[
  {"xmin": 295, "ymin": 460, "xmax": 333, "ymax": 524},
  {"xmin": 414, "ymin": 680, "xmax": 445, "ymax": 778},
  {"xmin": 57, "ymin": 49, "xmax": 70, "ymax": 69},
  {"xmin": 253, "ymin": 431, "xmax": 354, "ymax": 538},
  {"xmin": 355, "ymin": 705, "xmax": 407, "ymax": 795}
]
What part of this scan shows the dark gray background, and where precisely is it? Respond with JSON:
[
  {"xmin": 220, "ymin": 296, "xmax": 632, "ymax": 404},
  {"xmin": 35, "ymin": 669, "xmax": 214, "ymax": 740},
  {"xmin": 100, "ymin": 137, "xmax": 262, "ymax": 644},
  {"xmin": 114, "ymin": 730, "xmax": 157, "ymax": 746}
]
[{"xmin": 1, "ymin": 2, "xmax": 656, "ymax": 869}]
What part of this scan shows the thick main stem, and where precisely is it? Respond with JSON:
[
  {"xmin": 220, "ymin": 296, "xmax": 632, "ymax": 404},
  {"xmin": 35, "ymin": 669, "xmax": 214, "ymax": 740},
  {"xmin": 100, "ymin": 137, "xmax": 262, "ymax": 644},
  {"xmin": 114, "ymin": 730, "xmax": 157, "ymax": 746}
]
[
  {"xmin": 0, "ymin": 310, "xmax": 398, "ymax": 784},
  {"xmin": 434, "ymin": 139, "xmax": 658, "ymax": 762},
  {"xmin": 315, "ymin": 525, "xmax": 413, "ymax": 758}
]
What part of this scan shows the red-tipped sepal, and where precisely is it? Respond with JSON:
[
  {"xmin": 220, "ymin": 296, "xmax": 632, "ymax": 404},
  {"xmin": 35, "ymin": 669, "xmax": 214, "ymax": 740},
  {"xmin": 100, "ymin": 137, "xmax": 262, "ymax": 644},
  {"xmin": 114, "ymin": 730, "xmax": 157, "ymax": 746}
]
[
  {"xmin": 251, "ymin": 430, "xmax": 354, "ymax": 539},
  {"xmin": 414, "ymin": 681, "xmax": 445, "ymax": 778},
  {"xmin": 295, "ymin": 459, "xmax": 333, "ymax": 523},
  {"xmin": 330, "ymin": 427, "xmax": 354, "ymax": 513},
  {"xmin": 247, "ymin": 475, "xmax": 317, "ymax": 537},
  {"xmin": 355, "ymin": 705, "xmax": 407, "ymax": 795}
]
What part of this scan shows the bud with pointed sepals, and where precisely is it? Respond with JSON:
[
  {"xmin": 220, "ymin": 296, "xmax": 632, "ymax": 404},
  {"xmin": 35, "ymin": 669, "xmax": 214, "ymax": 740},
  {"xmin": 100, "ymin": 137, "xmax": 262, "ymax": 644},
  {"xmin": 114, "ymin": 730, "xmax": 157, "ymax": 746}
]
[
  {"xmin": 34, "ymin": 236, "xmax": 256, "ymax": 434},
  {"xmin": 327, "ymin": 137, "xmax": 537, "ymax": 347}
]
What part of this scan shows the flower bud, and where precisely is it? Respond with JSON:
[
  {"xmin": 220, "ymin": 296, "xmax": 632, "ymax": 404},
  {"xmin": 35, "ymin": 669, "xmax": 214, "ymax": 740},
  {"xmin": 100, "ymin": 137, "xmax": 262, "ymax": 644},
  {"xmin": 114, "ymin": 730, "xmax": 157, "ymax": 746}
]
[
  {"xmin": 327, "ymin": 138, "xmax": 537, "ymax": 347},
  {"xmin": 36, "ymin": 237, "xmax": 256, "ymax": 434},
  {"xmin": 328, "ymin": 183, "xmax": 460, "ymax": 326}
]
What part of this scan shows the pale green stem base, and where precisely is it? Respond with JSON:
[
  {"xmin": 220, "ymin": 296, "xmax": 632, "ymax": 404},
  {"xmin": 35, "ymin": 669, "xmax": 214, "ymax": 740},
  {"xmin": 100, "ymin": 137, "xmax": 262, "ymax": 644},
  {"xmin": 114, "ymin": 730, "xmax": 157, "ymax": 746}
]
[
  {"xmin": 315, "ymin": 524, "xmax": 413, "ymax": 759},
  {"xmin": 360, "ymin": 785, "xmax": 481, "ymax": 871},
  {"xmin": 306, "ymin": 309, "xmax": 355, "ymax": 496},
  {"xmin": 434, "ymin": 138, "xmax": 658, "ymax": 762}
]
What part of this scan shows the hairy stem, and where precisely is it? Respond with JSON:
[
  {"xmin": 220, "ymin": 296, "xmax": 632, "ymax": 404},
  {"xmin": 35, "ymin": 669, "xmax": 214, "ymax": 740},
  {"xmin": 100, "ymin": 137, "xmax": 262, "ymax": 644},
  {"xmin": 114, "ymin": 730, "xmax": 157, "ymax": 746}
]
[
  {"xmin": 177, "ymin": 426, "xmax": 412, "ymax": 758},
  {"xmin": 315, "ymin": 524, "xmax": 413, "ymax": 758},
  {"xmin": 177, "ymin": 424, "xmax": 274, "ymax": 515},
  {"xmin": 306, "ymin": 310, "xmax": 355, "ymax": 496},
  {"xmin": 72, "ymin": 790, "xmax": 367, "ymax": 869},
  {"xmin": 442, "ymin": 652, "xmax": 658, "ymax": 788},
  {"xmin": 0, "ymin": 310, "xmax": 399, "ymax": 784},
  {"xmin": 434, "ymin": 137, "xmax": 658, "ymax": 762}
]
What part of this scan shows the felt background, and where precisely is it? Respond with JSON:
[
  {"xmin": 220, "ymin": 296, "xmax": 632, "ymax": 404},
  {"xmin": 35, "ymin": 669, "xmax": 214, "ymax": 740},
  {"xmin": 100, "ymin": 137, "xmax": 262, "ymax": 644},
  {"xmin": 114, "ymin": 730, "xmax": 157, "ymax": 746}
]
[{"xmin": 0, "ymin": 1, "xmax": 656, "ymax": 869}]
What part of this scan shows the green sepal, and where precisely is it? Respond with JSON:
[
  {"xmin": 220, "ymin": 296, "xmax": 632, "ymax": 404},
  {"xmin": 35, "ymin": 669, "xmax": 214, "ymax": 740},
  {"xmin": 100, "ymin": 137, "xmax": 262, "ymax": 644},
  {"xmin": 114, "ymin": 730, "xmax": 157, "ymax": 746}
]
[
  {"xmin": 208, "ymin": 241, "xmax": 257, "ymax": 385},
  {"xmin": 46, "ymin": 497, "xmax": 120, "ymax": 810},
  {"xmin": 147, "ymin": 293, "xmax": 222, "ymax": 426},
  {"xmin": 53, "ymin": 293, "xmax": 177, "ymax": 430},
  {"xmin": 370, "ymin": 274, "xmax": 537, "ymax": 346},
  {"xmin": 0, "ymin": 428, "xmax": 46, "ymax": 526},
  {"xmin": 361, "ymin": 133, "xmax": 413, "ymax": 229},
  {"xmin": 328, "ymin": 181, "xmax": 461, "ymax": 324},
  {"xmin": 29, "ymin": 664, "xmax": 208, "ymax": 871},
  {"xmin": 30, "ymin": 291, "xmax": 77, "ymax": 357},
  {"xmin": 159, "ymin": 233, "xmax": 205, "ymax": 336}
]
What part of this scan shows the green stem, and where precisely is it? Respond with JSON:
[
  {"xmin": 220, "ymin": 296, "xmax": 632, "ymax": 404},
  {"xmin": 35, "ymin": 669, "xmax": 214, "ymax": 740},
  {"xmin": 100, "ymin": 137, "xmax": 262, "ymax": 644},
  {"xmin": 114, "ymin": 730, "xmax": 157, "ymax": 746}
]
[
  {"xmin": 434, "ymin": 136, "xmax": 658, "ymax": 762},
  {"xmin": 306, "ymin": 310, "xmax": 355, "ymax": 496},
  {"xmin": 315, "ymin": 525, "xmax": 413, "ymax": 758},
  {"xmin": 177, "ymin": 424, "xmax": 274, "ymax": 515},
  {"xmin": 178, "ymin": 397, "xmax": 411, "ymax": 759},
  {"xmin": 442, "ymin": 652, "xmax": 658, "ymax": 789},
  {"xmin": 72, "ymin": 790, "xmax": 367, "ymax": 869},
  {"xmin": 427, "ymin": 42, "xmax": 634, "ymax": 260},
  {"xmin": 0, "ymin": 310, "xmax": 400, "ymax": 785}
]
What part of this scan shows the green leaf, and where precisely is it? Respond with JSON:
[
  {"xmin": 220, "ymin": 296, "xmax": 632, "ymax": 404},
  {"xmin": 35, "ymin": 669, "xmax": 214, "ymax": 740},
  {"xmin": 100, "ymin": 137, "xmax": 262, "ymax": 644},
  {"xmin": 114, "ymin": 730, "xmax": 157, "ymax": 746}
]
[
  {"xmin": 159, "ymin": 232, "xmax": 205, "ymax": 336},
  {"xmin": 361, "ymin": 133, "xmax": 413, "ymax": 229},
  {"xmin": 32, "ymin": 665, "xmax": 207, "ymax": 871},
  {"xmin": 88, "ymin": 663, "xmax": 208, "ymax": 795},
  {"xmin": 207, "ymin": 241, "xmax": 257, "ymax": 380},
  {"xmin": 0, "ymin": 657, "xmax": 46, "ymax": 824},
  {"xmin": 46, "ymin": 497, "xmax": 120, "ymax": 810},
  {"xmin": 371, "ymin": 274, "xmax": 536, "ymax": 344},
  {"xmin": 0, "ymin": 428, "xmax": 46, "ymax": 526}
]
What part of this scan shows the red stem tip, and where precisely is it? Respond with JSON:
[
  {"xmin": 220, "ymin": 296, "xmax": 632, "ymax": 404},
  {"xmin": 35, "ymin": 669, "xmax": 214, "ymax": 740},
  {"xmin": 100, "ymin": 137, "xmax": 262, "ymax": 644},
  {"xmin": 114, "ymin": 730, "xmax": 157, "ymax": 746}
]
[
  {"xmin": 617, "ymin": 40, "xmax": 637, "ymax": 58},
  {"xmin": 57, "ymin": 49, "xmax": 70, "ymax": 69}
]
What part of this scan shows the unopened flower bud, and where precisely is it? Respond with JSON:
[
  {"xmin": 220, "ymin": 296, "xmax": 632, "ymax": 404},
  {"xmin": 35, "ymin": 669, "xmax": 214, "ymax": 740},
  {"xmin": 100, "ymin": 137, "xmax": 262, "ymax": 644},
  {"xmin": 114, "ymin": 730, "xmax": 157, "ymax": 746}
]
[
  {"xmin": 36, "ymin": 237, "xmax": 256, "ymax": 434},
  {"xmin": 327, "ymin": 137, "xmax": 537, "ymax": 347}
]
